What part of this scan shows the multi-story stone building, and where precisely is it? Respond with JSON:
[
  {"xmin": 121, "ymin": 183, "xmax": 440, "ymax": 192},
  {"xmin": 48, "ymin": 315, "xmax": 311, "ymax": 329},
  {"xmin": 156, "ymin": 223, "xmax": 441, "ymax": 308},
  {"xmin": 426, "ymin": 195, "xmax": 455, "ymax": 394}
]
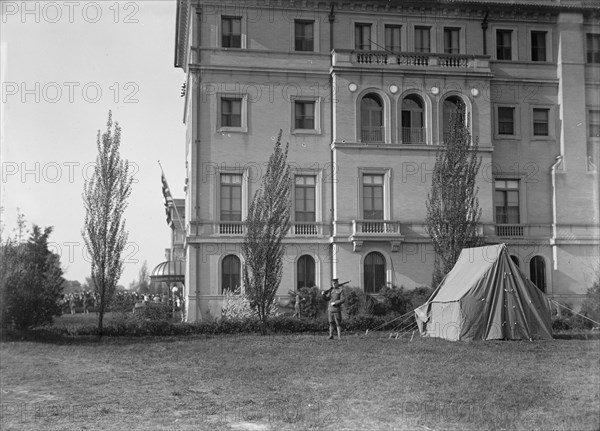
[{"xmin": 174, "ymin": 0, "xmax": 599, "ymax": 321}]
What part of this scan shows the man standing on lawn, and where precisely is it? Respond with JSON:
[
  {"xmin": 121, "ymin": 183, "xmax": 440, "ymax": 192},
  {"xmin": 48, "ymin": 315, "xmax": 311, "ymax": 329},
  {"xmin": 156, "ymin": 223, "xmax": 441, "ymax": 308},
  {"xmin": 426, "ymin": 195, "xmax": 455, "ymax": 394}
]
[{"xmin": 324, "ymin": 279, "xmax": 345, "ymax": 339}]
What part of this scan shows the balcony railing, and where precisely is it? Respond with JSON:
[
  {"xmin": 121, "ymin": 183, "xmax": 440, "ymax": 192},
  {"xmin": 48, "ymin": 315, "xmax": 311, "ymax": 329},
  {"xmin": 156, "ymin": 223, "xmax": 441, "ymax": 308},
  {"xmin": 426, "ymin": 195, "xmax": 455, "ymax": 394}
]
[
  {"xmin": 219, "ymin": 222, "xmax": 245, "ymax": 235},
  {"xmin": 496, "ymin": 224, "xmax": 524, "ymax": 237},
  {"xmin": 353, "ymin": 220, "xmax": 401, "ymax": 235},
  {"xmin": 361, "ymin": 126, "xmax": 384, "ymax": 143},
  {"xmin": 401, "ymin": 127, "xmax": 425, "ymax": 144},
  {"xmin": 332, "ymin": 50, "xmax": 490, "ymax": 73},
  {"xmin": 290, "ymin": 222, "xmax": 320, "ymax": 236}
]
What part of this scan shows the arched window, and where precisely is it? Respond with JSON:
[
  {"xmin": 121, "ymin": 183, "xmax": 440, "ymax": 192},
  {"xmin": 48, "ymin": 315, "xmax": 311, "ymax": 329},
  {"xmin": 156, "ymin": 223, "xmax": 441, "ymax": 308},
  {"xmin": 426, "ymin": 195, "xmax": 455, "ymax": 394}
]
[
  {"xmin": 401, "ymin": 95, "xmax": 425, "ymax": 144},
  {"xmin": 510, "ymin": 255, "xmax": 520, "ymax": 267},
  {"xmin": 364, "ymin": 252, "xmax": 386, "ymax": 293},
  {"xmin": 530, "ymin": 256, "xmax": 546, "ymax": 292},
  {"xmin": 360, "ymin": 94, "xmax": 384, "ymax": 143},
  {"xmin": 442, "ymin": 96, "xmax": 465, "ymax": 143},
  {"xmin": 221, "ymin": 255, "xmax": 241, "ymax": 294},
  {"xmin": 297, "ymin": 255, "xmax": 316, "ymax": 290}
]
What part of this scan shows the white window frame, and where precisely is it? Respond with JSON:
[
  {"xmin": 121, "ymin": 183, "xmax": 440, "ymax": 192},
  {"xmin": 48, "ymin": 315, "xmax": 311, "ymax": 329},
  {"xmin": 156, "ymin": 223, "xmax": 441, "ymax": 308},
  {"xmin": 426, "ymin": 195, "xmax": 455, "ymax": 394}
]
[
  {"xmin": 530, "ymin": 105, "xmax": 555, "ymax": 140},
  {"xmin": 219, "ymin": 15, "xmax": 247, "ymax": 49},
  {"xmin": 353, "ymin": 20, "xmax": 376, "ymax": 51},
  {"xmin": 493, "ymin": 27, "xmax": 518, "ymax": 61},
  {"xmin": 291, "ymin": 169, "xmax": 323, "ymax": 223},
  {"xmin": 586, "ymin": 33, "xmax": 600, "ymax": 64},
  {"xmin": 493, "ymin": 178, "xmax": 528, "ymax": 225},
  {"xmin": 291, "ymin": 96, "xmax": 321, "ymax": 135},
  {"xmin": 215, "ymin": 168, "xmax": 249, "ymax": 222},
  {"xmin": 494, "ymin": 104, "xmax": 520, "ymax": 140},
  {"xmin": 217, "ymin": 93, "xmax": 248, "ymax": 133},
  {"xmin": 442, "ymin": 26, "xmax": 465, "ymax": 55},
  {"xmin": 291, "ymin": 19, "xmax": 319, "ymax": 52},
  {"xmin": 413, "ymin": 25, "xmax": 432, "ymax": 53},
  {"xmin": 382, "ymin": 24, "xmax": 404, "ymax": 53},
  {"xmin": 528, "ymin": 28, "xmax": 552, "ymax": 63},
  {"xmin": 356, "ymin": 89, "xmax": 391, "ymax": 144},
  {"xmin": 357, "ymin": 168, "xmax": 392, "ymax": 220}
]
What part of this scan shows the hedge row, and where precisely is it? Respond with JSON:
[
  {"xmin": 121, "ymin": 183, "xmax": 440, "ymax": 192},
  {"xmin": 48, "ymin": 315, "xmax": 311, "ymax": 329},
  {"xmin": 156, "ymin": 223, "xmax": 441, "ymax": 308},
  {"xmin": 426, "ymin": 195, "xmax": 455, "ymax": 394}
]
[{"xmin": 2, "ymin": 314, "xmax": 414, "ymax": 340}]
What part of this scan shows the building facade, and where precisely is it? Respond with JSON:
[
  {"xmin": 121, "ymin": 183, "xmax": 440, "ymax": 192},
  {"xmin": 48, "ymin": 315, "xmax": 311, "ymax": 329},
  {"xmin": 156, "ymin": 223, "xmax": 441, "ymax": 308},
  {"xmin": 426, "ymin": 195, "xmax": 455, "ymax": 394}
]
[{"xmin": 174, "ymin": 0, "xmax": 600, "ymax": 321}]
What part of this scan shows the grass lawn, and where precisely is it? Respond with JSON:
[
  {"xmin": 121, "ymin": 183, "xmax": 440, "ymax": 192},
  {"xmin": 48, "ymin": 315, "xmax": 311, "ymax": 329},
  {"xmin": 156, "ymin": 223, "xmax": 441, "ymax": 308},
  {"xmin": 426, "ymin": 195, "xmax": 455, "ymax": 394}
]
[{"xmin": 1, "ymin": 317, "xmax": 599, "ymax": 431}]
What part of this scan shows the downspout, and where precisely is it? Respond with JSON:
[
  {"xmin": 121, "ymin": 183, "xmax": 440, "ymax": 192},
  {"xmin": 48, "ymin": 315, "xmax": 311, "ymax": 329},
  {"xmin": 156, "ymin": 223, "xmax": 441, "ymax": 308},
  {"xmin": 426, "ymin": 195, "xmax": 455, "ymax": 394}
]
[
  {"xmin": 481, "ymin": 10, "xmax": 489, "ymax": 56},
  {"xmin": 194, "ymin": 5, "xmax": 202, "ymax": 318},
  {"xmin": 328, "ymin": 2, "xmax": 335, "ymax": 279},
  {"xmin": 550, "ymin": 155, "xmax": 564, "ymax": 273}
]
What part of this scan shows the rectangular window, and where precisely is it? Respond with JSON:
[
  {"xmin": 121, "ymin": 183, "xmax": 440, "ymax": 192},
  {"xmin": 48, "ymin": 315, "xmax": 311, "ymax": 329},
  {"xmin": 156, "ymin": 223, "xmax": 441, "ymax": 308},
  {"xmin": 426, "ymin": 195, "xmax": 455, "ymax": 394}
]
[
  {"xmin": 294, "ymin": 101, "xmax": 315, "ymax": 130},
  {"xmin": 588, "ymin": 34, "xmax": 600, "ymax": 64},
  {"xmin": 355, "ymin": 23, "xmax": 371, "ymax": 50},
  {"xmin": 498, "ymin": 107, "xmax": 515, "ymax": 135},
  {"xmin": 415, "ymin": 27, "xmax": 430, "ymax": 53},
  {"xmin": 221, "ymin": 16, "xmax": 241, "ymax": 48},
  {"xmin": 221, "ymin": 98, "xmax": 242, "ymax": 127},
  {"xmin": 496, "ymin": 30, "xmax": 512, "ymax": 60},
  {"xmin": 294, "ymin": 176, "xmax": 316, "ymax": 222},
  {"xmin": 533, "ymin": 108, "xmax": 549, "ymax": 136},
  {"xmin": 363, "ymin": 174, "xmax": 384, "ymax": 220},
  {"xmin": 444, "ymin": 28, "xmax": 460, "ymax": 54},
  {"xmin": 220, "ymin": 174, "xmax": 242, "ymax": 221},
  {"xmin": 531, "ymin": 31, "xmax": 547, "ymax": 62},
  {"xmin": 590, "ymin": 110, "xmax": 600, "ymax": 137},
  {"xmin": 495, "ymin": 180, "xmax": 520, "ymax": 224},
  {"xmin": 294, "ymin": 20, "xmax": 314, "ymax": 52},
  {"xmin": 385, "ymin": 25, "xmax": 401, "ymax": 52}
]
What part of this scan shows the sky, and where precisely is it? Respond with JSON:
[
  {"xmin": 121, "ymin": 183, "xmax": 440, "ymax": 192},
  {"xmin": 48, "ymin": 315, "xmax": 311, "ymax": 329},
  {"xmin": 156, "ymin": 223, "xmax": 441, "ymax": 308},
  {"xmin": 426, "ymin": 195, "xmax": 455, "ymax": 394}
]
[{"xmin": 1, "ymin": 1, "xmax": 187, "ymax": 287}]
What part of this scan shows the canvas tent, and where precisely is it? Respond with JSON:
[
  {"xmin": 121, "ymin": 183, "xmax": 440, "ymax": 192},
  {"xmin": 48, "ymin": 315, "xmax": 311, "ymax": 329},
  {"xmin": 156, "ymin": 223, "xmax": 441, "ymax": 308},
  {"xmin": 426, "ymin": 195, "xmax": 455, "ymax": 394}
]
[{"xmin": 414, "ymin": 244, "xmax": 552, "ymax": 341}]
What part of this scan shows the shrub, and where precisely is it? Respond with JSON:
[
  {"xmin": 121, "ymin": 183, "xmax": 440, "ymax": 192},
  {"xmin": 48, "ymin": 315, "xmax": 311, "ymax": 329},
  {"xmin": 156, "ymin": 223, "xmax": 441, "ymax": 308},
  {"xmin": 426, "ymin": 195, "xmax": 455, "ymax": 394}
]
[
  {"xmin": 580, "ymin": 277, "xmax": 600, "ymax": 327},
  {"xmin": 1, "ymin": 226, "xmax": 65, "ymax": 330},
  {"xmin": 298, "ymin": 286, "xmax": 327, "ymax": 319},
  {"xmin": 344, "ymin": 286, "xmax": 364, "ymax": 317},
  {"xmin": 133, "ymin": 303, "xmax": 172, "ymax": 322},
  {"xmin": 408, "ymin": 286, "xmax": 434, "ymax": 310},
  {"xmin": 379, "ymin": 285, "xmax": 410, "ymax": 315},
  {"xmin": 221, "ymin": 287, "xmax": 256, "ymax": 320},
  {"xmin": 221, "ymin": 287, "xmax": 279, "ymax": 320}
]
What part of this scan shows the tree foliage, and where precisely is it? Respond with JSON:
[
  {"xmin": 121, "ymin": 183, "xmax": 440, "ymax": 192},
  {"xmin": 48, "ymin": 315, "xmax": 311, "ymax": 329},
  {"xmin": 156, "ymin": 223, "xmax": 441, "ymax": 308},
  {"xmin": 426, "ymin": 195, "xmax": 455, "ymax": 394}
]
[
  {"xmin": 82, "ymin": 111, "xmax": 133, "ymax": 336},
  {"xmin": 1, "ymin": 224, "xmax": 65, "ymax": 330},
  {"xmin": 425, "ymin": 109, "xmax": 482, "ymax": 286},
  {"xmin": 242, "ymin": 131, "xmax": 291, "ymax": 333}
]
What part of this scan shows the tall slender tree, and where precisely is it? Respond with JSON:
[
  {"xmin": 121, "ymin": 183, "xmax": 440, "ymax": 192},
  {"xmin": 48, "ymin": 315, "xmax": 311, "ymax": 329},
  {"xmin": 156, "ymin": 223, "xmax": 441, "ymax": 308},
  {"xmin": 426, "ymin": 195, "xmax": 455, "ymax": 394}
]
[
  {"xmin": 82, "ymin": 111, "xmax": 133, "ymax": 336},
  {"xmin": 242, "ymin": 131, "xmax": 291, "ymax": 334},
  {"xmin": 425, "ymin": 109, "xmax": 482, "ymax": 286}
]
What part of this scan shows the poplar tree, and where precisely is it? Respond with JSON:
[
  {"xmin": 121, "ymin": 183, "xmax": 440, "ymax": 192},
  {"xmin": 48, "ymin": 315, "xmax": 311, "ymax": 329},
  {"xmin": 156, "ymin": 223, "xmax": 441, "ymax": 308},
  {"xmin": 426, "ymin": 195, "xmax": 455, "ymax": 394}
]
[
  {"xmin": 425, "ymin": 109, "xmax": 482, "ymax": 286},
  {"xmin": 242, "ymin": 131, "xmax": 291, "ymax": 334},
  {"xmin": 82, "ymin": 111, "xmax": 133, "ymax": 336}
]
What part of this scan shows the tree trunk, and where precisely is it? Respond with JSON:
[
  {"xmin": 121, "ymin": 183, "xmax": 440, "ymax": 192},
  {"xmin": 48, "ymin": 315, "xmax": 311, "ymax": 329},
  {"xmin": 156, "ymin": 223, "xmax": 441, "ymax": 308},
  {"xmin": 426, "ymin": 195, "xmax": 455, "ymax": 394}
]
[{"xmin": 97, "ymin": 296, "xmax": 104, "ymax": 338}]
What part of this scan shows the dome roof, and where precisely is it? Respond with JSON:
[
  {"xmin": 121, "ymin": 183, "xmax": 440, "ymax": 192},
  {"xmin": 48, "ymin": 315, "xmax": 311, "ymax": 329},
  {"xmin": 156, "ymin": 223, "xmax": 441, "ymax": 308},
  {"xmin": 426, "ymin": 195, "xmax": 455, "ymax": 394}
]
[{"xmin": 150, "ymin": 260, "xmax": 185, "ymax": 284}]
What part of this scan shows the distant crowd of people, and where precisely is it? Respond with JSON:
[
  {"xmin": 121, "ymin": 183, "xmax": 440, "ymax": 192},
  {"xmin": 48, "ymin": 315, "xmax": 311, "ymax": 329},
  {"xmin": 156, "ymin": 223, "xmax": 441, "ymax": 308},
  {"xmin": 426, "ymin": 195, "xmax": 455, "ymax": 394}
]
[{"xmin": 60, "ymin": 290, "xmax": 183, "ymax": 314}]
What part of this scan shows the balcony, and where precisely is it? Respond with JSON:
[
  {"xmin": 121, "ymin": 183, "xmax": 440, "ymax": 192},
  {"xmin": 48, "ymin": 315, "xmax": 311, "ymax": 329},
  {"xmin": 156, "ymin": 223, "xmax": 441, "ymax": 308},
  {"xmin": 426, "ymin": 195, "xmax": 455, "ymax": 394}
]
[
  {"xmin": 495, "ymin": 224, "xmax": 524, "ymax": 237},
  {"xmin": 290, "ymin": 222, "xmax": 322, "ymax": 236},
  {"xmin": 361, "ymin": 126, "xmax": 385, "ymax": 143},
  {"xmin": 332, "ymin": 50, "xmax": 491, "ymax": 74},
  {"xmin": 219, "ymin": 222, "xmax": 245, "ymax": 235},
  {"xmin": 350, "ymin": 220, "xmax": 405, "ymax": 252},
  {"xmin": 401, "ymin": 127, "xmax": 426, "ymax": 144}
]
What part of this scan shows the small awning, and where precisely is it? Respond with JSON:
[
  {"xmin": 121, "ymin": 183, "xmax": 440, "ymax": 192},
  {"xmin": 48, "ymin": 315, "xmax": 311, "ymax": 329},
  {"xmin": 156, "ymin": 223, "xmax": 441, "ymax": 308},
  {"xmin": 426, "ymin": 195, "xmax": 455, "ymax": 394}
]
[{"xmin": 150, "ymin": 260, "xmax": 185, "ymax": 284}]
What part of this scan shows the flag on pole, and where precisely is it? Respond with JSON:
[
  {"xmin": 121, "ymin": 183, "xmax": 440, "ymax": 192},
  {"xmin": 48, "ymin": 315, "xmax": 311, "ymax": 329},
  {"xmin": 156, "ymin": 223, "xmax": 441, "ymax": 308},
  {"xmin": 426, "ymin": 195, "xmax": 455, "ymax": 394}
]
[{"xmin": 160, "ymin": 168, "xmax": 174, "ymax": 226}]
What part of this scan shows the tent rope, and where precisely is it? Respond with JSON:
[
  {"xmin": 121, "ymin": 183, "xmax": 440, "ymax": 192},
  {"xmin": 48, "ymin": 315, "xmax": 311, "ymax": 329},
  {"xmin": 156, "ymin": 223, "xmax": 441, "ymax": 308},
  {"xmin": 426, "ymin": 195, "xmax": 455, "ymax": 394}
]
[
  {"xmin": 365, "ymin": 309, "xmax": 415, "ymax": 333},
  {"xmin": 550, "ymin": 299, "xmax": 600, "ymax": 326}
]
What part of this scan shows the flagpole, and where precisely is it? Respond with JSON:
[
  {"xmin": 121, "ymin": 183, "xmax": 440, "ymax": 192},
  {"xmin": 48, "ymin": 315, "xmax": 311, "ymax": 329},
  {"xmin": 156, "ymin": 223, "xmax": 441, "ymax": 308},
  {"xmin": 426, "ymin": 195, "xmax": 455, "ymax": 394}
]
[{"xmin": 158, "ymin": 160, "xmax": 185, "ymax": 233}]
